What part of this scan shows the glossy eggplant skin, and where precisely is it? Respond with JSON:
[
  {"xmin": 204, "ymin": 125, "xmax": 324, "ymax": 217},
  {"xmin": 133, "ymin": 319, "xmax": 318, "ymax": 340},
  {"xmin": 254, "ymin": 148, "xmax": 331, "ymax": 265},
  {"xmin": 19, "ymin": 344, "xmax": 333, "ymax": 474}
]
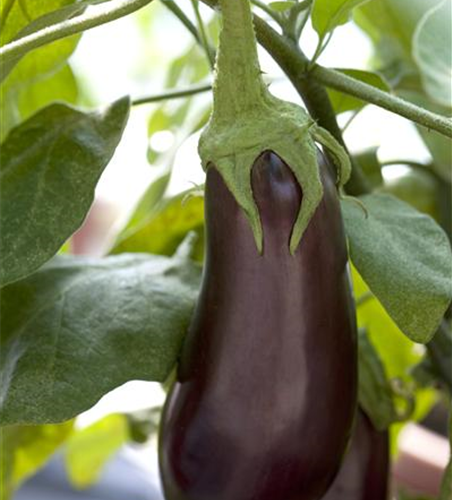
[
  {"xmin": 159, "ymin": 151, "xmax": 357, "ymax": 500},
  {"xmin": 322, "ymin": 410, "xmax": 390, "ymax": 500}
]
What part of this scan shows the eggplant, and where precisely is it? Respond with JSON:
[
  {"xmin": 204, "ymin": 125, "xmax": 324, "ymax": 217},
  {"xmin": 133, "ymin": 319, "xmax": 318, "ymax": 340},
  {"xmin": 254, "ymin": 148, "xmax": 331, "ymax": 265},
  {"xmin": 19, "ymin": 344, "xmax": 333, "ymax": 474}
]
[
  {"xmin": 322, "ymin": 410, "xmax": 390, "ymax": 500},
  {"xmin": 159, "ymin": 151, "xmax": 357, "ymax": 500}
]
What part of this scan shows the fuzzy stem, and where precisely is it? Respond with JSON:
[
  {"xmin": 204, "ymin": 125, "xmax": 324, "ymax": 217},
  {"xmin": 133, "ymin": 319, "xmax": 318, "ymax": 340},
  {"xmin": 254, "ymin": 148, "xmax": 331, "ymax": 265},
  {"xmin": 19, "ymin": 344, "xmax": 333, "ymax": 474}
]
[
  {"xmin": 213, "ymin": 0, "xmax": 267, "ymax": 120},
  {"xmin": 132, "ymin": 82, "xmax": 212, "ymax": 106}
]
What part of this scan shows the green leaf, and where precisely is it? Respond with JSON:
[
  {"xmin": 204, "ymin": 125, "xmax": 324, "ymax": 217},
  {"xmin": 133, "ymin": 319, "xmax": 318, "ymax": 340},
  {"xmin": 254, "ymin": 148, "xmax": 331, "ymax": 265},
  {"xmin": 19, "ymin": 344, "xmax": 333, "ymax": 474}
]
[
  {"xmin": 65, "ymin": 414, "xmax": 129, "ymax": 489},
  {"xmin": 413, "ymin": 0, "xmax": 452, "ymax": 108},
  {"xmin": 269, "ymin": 1, "xmax": 296, "ymax": 12},
  {"xmin": 354, "ymin": 0, "xmax": 438, "ymax": 60},
  {"xmin": 328, "ymin": 69, "xmax": 390, "ymax": 114},
  {"xmin": 17, "ymin": 63, "xmax": 79, "ymax": 121},
  {"xmin": 111, "ymin": 192, "xmax": 205, "ymax": 259},
  {"xmin": 1, "ymin": 0, "xmax": 75, "ymax": 45},
  {"xmin": 0, "ymin": 421, "xmax": 74, "ymax": 500},
  {"xmin": 124, "ymin": 170, "xmax": 172, "ymax": 232},
  {"xmin": 0, "ymin": 252, "xmax": 201, "ymax": 426},
  {"xmin": 312, "ymin": 0, "xmax": 371, "ymax": 38},
  {"xmin": 358, "ymin": 329, "xmax": 399, "ymax": 431},
  {"xmin": 0, "ymin": 97, "xmax": 130, "ymax": 287},
  {"xmin": 0, "ymin": 0, "xmax": 105, "ymax": 84},
  {"xmin": 343, "ymin": 194, "xmax": 452, "ymax": 343},
  {"xmin": 0, "ymin": 0, "xmax": 83, "ymax": 137}
]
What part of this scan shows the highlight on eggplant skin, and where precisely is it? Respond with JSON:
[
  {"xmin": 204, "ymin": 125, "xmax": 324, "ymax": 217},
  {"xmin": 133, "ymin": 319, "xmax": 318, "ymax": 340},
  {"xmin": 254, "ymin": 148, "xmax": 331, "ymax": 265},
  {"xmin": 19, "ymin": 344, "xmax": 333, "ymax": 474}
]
[
  {"xmin": 159, "ymin": 150, "xmax": 358, "ymax": 500},
  {"xmin": 322, "ymin": 409, "xmax": 390, "ymax": 500}
]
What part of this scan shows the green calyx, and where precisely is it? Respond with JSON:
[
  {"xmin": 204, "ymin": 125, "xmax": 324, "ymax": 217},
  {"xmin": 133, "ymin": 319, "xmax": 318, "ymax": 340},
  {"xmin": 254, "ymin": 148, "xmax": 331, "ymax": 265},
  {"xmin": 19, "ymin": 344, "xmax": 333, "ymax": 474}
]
[{"xmin": 199, "ymin": 0, "xmax": 351, "ymax": 254}]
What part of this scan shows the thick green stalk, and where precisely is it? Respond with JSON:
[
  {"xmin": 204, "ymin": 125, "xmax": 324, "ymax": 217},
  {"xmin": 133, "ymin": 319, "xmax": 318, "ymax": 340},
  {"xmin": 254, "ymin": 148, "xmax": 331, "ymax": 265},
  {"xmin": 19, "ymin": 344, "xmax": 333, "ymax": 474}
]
[{"xmin": 213, "ymin": 0, "xmax": 268, "ymax": 120}]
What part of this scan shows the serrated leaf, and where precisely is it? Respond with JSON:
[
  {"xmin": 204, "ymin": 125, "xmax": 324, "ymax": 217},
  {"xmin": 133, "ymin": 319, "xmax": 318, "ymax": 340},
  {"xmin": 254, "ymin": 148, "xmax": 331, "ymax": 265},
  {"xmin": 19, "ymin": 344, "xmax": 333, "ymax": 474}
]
[
  {"xmin": 0, "ymin": 253, "xmax": 201, "ymax": 425},
  {"xmin": 65, "ymin": 414, "xmax": 128, "ymax": 489},
  {"xmin": 343, "ymin": 194, "xmax": 452, "ymax": 343},
  {"xmin": 413, "ymin": 0, "xmax": 452, "ymax": 108},
  {"xmin": 0, "ymin": 97, "xmax": 130, "ymax": 287},
  {"xmin": 358, "ymin": 329, "xmax": 398, "ymax": 431},
  {"xmin": 0, "ymin": 421, "xmax": 74, "ymax": 500},
  {"xmin": 328, "ymin": 69, "xmax": 390, "ymax": 114},
  {"xmin": 312, "ymin": 0, "xmax": 371, "ymax": 38}
]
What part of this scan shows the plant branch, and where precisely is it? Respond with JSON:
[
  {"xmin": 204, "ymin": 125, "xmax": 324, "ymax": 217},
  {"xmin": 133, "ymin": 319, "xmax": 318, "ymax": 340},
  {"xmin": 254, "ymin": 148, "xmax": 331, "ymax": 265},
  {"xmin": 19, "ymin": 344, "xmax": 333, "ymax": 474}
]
[
  {"xmin": 250, "ymin": 0, "xmax": 282, "ymax": 24},
  {"xmin": 203, "ymin": 0, "xmax": 452, "ymax": 140},
  {"xmin": 190, "ymin": 0, "xmax": 215, "ymax": 68},
  {"xmin": 0, "ymin": 0, "xmax": 154, "ymax": 66},
  {"xmin": 161, "ymin": 0, "xmax": 200, "ymax": 43},
  {"xmin": 312, "ymin": 66, "xmax": 452, "ymax": 139},
  {"xmin": 133, "ymin": 82, "xmax": 212, "ymax": 105}
]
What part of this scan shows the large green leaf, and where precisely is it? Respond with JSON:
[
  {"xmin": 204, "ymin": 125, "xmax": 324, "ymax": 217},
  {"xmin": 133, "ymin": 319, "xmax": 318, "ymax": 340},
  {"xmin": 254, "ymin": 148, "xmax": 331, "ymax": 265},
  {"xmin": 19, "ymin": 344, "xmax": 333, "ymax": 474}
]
[
  {"xmin": 65, "ymin": 414, "xmax": 129, "ymax": 489},
  {"xmin": 0, "ymin": 252, "xmax": 201, "ymax": 426},
  {"xmin": 312, "ymin": 0, "xmax": 371, "ymax": 38},
  {"xmin": 328, "ymin": 69, "xmax": 390, "ymax": 114},
  {"xmin": 413, "ymin": 0, "xmax": 452, "ymax": 108},
  {"xmin": 0, "ymin": 421, "xmax": 74, "ymax": 500},
  {"xmin": 0, "ymin": 97, "xmax": 130, "ymax": 287},
  {"xmin": 342, "ymin": 194, "xmax": 452, "ymax": 343}
]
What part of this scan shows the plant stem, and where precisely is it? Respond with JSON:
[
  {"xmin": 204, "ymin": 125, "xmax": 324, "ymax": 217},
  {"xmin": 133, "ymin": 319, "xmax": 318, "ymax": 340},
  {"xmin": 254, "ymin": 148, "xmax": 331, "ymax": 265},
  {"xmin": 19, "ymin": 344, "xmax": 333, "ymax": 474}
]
[
  {"xmin": 0, "ymin": 0, "xmax": 154, "ymax": 65},
  {"xmin": 132, "ymin": 82, "xmax": 212, "ymax": 105},
  {"xmin": 286, "ymin": 0, "xmax": 311, "ymax": 41},
  {"xmin": 312, "ymin": 65, "xmax": 452, "ymax": 138},
  {"xmin": 190, "ymin": 0, "xmax": 215, "ymax": 68},
  {"xmin": 203, "ymin": 1, "xmax": 452, "ymax": 140},
  {"xmin": 295, "ymin": 1, "xmax": 312, "ymax": 39},
  {"xmin": 341, "ymin": 108, "xmax": 362, "ymax": 133},
  {"xmin": 161, "ymin": 0, "xmax": 201, "ymax": 44},
  {"xmin": 213, "ymin": 0, "xmax": 267, "ymax": 120},
  {"xmin": 250, "ymin": 0, "xmax": 282, "ymax": 24}
]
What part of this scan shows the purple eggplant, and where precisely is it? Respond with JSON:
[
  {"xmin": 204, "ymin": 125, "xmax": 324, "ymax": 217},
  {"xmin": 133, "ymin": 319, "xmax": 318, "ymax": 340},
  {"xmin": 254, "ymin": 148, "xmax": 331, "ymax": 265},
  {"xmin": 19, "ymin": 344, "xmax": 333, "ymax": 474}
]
[
  {"xmin": 322, "ymin": 409, "xmax": 390, "ymax": 500},
  {"xmin": 159, "ymin": 151, "xmax": 357, "ymax": 500}
]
